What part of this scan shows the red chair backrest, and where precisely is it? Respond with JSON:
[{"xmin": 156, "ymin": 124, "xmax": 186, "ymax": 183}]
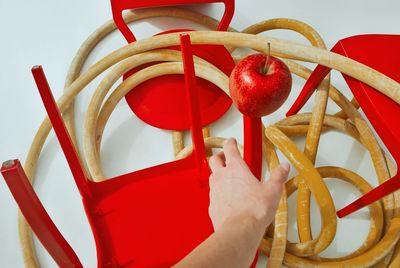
[{"xmin": 111, "ymin": 0, "xmax": 235, "ymax": 42}]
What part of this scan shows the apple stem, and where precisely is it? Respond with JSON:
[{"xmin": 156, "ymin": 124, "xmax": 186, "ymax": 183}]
[{"xmin": 263, "ymin": 42, "xmax": 271, "ymax": 75}]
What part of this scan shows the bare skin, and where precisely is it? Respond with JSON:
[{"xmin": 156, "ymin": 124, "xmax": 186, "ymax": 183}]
[{"xmin": 174, "ymin": 138, "xmax": 290, "ymax": 268}]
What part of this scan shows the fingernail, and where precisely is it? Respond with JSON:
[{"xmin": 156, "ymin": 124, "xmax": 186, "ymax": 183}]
[
  {"xmin": 224, "ymin": 138, "xmax": 235, "ymax": 146},
  {"xmin": 280, "ymin": 162, "xmax": 290, "ymax": 174}
]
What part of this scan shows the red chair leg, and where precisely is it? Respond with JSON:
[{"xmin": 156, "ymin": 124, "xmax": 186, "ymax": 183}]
[
  {"xmin": 337, "ymin": 173, "xmax": 400, "ymax": 218},
  {"xmin": 243, "ymin": 115, "xmax": 262, "ymax": 179},
  {"xmin": 286, "ymin": 42, "xmax": 344, "ymax": 117},
  {"xmin": 1, "ymin": 159, "xmax": 83, "ymax": 268},
  {"xmin": 286, "ymin": 64, "xmax": 331, "ymax": 116},
  {"xmin": 31, "ymin": 66, "xmax": 90, "ymax": 197},
  {"xmin": 180, "ymin": 33, "xmax": 208, "ymax": 177}
]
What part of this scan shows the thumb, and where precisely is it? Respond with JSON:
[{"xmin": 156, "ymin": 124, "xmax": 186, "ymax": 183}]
[
  {"xmin": 262, "ymin": 162, "xmax": 290, "ymax": 212},
  {"xmin": 267, "ymin": 162, "xmax": 290, "ymax": 186}
]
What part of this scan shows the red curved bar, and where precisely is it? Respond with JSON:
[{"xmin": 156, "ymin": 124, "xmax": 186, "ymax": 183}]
[{"xmin": 111, "ymin": 0, "xmax": 235, "ymax": 42}]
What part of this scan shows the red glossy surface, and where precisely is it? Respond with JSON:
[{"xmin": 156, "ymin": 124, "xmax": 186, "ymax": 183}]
[
  {"xmin": 124, "ymin": 28, "xmax": 234, "ymax": 130},
  {"xmin": 285, "ymin": 63, "xmax": 330, "ymax": 116},
  {"xmin": 111, "ymin": 0, "xmax": 235, "ymax": 42},
  {"xmin": 1, "ymin": 160, "xmax": 83, "ymax": 268},
  {"xmin": 111, "ymin": 0, "xmax": 235, "ymax": 130},
  {"xmin": 33, "ymin": 37, "xmax": 212, "ymax": 267},
  {"xmin": 286, "ymin": 35, "xmax": 400, "ymax": 217},
  {"xmin": 243, "ymin": 116, "xmax": 262, "ymax": 178},
  {"xmin": 2, "ymin": 34, "xmax": 262, "ymax": 267},
  {"xmin": 31, "ymin": 66, "xmax": 90, "ymax": 198}
]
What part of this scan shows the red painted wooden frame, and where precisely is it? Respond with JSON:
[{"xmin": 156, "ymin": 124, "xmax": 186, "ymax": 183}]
[
  {"xmin": 111, "ymin": 0, "xmax": 234, "ymax": 43},
  {"xmin": 1, "ymin": 34, "xmax": 262, "ymax": 267},
  {"xmin": 111, "ymin": 0, "xmax": 235, "ymax": 131},
  {"xmin": 1, "ymin": 160, "xmax": 83, "ymax": 268}
]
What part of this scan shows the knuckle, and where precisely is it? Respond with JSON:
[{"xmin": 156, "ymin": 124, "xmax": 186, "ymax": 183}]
[{"xmin": 209, "ymin": 155, "xmax": 217, "ymax": 163}]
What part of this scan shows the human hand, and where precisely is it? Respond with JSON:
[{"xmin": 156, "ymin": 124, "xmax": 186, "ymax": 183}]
[{"xmin": 208, "ymin": 138, "xmax": 290, "ymax": 231}]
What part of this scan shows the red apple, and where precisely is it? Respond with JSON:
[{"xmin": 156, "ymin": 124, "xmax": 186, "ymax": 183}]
[{"xmin": 229, "ymin": 53, "xmax": 292, "ymax": 117}]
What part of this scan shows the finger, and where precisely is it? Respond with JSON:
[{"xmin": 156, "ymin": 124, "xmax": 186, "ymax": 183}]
[
  {"xmin": 268, "ymin": 162, "xmax": 290, "ymax": 185},
  {"xmin": 216, "ymin": 151, "xmax": 226, "ymax": 164},
  {"xmin": 262, "ymin": 162, "xmax": 290, "ymax": 212},
  {"xmin": 209, "ymin": 151, "xmax": 226, "ymax": 172},
  {"xmin": 223, "ymin": 138, "xmax": 242, "ymax": 165}
]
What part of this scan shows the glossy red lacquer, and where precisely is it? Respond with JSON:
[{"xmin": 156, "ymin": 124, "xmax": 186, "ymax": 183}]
[
  {"xmin": 1, "ymin": 34, "xmax": 262, "ymax": 267},
  {"xmin": 111, "ymin": 0, "xmax": 236, "ymax": 130}
]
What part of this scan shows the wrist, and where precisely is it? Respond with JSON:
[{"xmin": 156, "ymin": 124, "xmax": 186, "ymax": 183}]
[
  {"xmin": 223, "ymin": 210, "xmax": 268, "ymax": 235},
  {"xmin": 214, "ymin": 211, "xmax": 267, "ymax": 267}
]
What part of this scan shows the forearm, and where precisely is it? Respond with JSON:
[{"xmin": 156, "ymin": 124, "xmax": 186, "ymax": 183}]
[{"xmin": 174, "ymin": 213, "xmax": 267, "ymax": 268}]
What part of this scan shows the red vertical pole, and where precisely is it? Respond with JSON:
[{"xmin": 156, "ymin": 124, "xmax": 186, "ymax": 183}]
[{"xmin": 180, "ymin": 33, "xmax": 209, "ymax": 180}]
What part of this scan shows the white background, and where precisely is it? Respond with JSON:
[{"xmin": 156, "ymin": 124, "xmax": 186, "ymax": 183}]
[{"xmin": 0, "ymin": 0, "xmax": 399, "ymax": 267}]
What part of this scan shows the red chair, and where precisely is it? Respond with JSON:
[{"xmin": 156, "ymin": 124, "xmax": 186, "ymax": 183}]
[
  {"xmin": 111, "ymin": 0, "xmax": 236, "ymax": 130},
  {"xmin": 286, "ymin": 34, "xmax": 400, "ymax": 218},
  {"xmin": 1, "ymin": 34, "xmax": 262, "ymax": 267}
]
